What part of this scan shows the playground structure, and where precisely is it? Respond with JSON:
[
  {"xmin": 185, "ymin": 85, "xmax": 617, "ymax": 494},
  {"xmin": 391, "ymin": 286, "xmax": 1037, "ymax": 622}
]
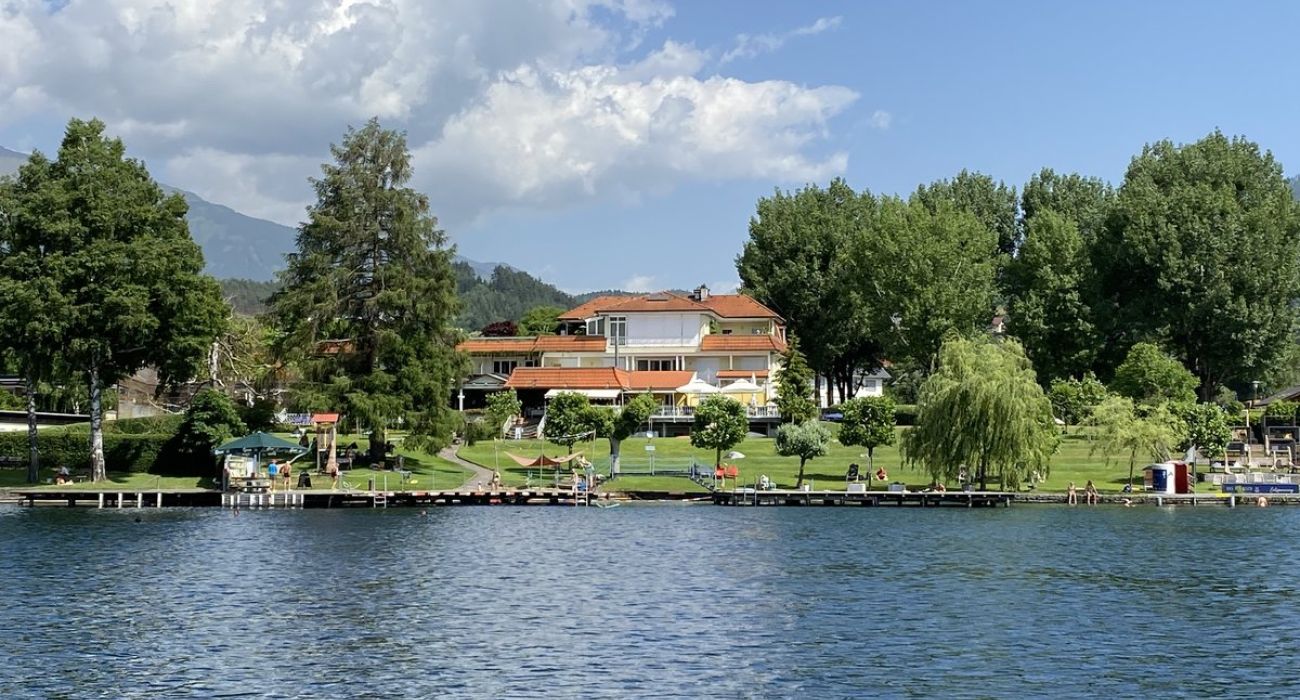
[{"xmin": 312, "ymin": 413, "xmax": 340, "ymax": 474}]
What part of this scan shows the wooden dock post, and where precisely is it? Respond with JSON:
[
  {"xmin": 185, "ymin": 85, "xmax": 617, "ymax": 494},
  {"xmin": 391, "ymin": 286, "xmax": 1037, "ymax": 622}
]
[
  {"xmin": 156, "ymin": 492, "xmax": 162, "ymax": 508},
  {"xmin": 116, "ymin": 493, "xmax": 122, "ymax": 508},
  {"xmin": 136, "ymin": 492, "xmax": 143, "ymax": 508},
  {"xmin": 98, "ymin": 492, "xmax": 104, "ymax": 509}
]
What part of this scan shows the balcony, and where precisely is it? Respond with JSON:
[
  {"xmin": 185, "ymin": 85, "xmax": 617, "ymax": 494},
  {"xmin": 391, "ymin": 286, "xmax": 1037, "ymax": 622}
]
[{"xmin": 649, "ymin": 406, "xmax": 780, "ymax": 421}]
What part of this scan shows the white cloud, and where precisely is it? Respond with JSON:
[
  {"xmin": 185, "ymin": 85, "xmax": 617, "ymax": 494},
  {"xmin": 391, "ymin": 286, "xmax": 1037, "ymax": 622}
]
[
  {"xmin": 709, "ymin": 280, "xmax": 740, "ymax": 294},
  {"xmin": 623, "ymin": 274, "xmax": 657, "ymax": 292},
  {"xmin": 870, "ymin": 109, "xmax": 892, "ymax": 130},
  {"xmin": 720, "ymin": 15, "xmax": 841, "ymax": 64},
  {"xmin": 0, "ymin": 1, "xmax": 855, "ymax": 227}
]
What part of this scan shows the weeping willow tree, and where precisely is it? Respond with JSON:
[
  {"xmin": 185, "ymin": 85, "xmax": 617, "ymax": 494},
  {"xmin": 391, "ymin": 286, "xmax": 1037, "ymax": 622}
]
[{"xmin": 903, "ymin": 336, "xmax": 1058, "ymax": 489}]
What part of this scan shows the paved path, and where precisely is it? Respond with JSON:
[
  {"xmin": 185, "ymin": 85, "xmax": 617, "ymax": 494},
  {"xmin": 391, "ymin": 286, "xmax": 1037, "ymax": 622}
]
[{"xmin": 439, "ymin": 447, "xmax": 494, "ymax": 491}]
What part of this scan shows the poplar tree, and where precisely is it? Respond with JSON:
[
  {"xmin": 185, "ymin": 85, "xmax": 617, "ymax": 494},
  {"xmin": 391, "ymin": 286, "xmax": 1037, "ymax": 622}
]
[{"xmin": 271, "ymin": 119, "xmax": 464, "ymax": 461}]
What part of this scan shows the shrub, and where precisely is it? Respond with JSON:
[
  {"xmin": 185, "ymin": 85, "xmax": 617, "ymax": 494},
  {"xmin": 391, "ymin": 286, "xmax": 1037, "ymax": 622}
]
[
  {"xmin": 893, "ymin": 404, "xmax": 918, "ymax": 426},
  {"xmin": 0, "ymin": 431, "xmax": 206, "ymax": 476}
]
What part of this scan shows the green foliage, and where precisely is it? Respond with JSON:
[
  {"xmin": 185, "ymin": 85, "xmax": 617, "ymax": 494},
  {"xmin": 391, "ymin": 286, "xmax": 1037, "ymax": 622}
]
[
  {"xmin": 612, "ymin": 393, "xmax": 658, "ymax": 441},
  {"xmin": 737, "ymin": 179, "xmax": 876, "ymax": 405},
  {"xmin": 1085, "ymin": 396, "xmax": 1183, "ymax": 487},
  {"xmin": 455, "ymin": 264, "xmax": 576, "ymax": 331},
  {"xmin": 837, "ymin": 395, "xmax": 896, "ymax": 471},
  {"xmin": 1265, "ymin": 400, "xmax": 1299, "ymax": 421},
  {"xmin": 0, "ymin": 431, "xmax": 203, "ymax": 476},
  {"xmin": 913, "ymin": 170, "xmax": 1019, "ymax": 257},
  {"xmin": 1213, "ymin": 386, "xmax": 1245, "ymax": 415},
  {"xmin": 1048, "ymin": 373, "xmax": 1109, "ymax": 425},
  {"xmin": 270, "ymin": 118, "xmax": 465, "ymax": 461},
  {"xmin": 0, "ymin": 118, "xmax": 228, "ymax": 481},
  {"xmin": 854, "ymin": 196, "xmax": 1000, "ymax": 371},
  {"xmin": 238, "ymin": 398, "xmax": 279, "ymax": 433},
  {"xmin": 1020, "ymin": 168, "xmax": 1114, "ymax": 245},
  {"xmin": 902, "ymin": 337, "xmax": 1058, "ymax": 489},
  {"xmin": 1111, "ymin": 343, "xmax": 1199, "ymax": 405},
  {"xmin": 484, "ymin": 390, "xmax": 523, "ymax": 435},
  {"xmin": 691, "ymin": 394, "xmax": 749, "ymax": 467},
  {"xmin": 519, "ymin": 305, "xmax": 564, "ymax": 335},
  {"xmin": 218, "ymin": 278, "xmax": 280, "ymax": 315},
  {"xmin": 1098, "ymin": 131, "xmax": 1300, "ymax": 399},
  {"xmin": 775, "ymin": 337, "xmax": 816, "ymax": 424},
  {"xmin": 176, "ymin": 388, "xmax": 246, "ymax": 463},
  {"xmin": 1005, "ymin": 212, "xmax": 1100, "ymax": 383},
  {"xmin": 1174, "ymin": 402, "xmax": 1232, "ymax": 460},
  {"xmin": 0, "ymin": 391, "xmax": 21, "ymax": 410},
  {"xmin": 774, "ymin": 420, "xmax": 831, "ymax": 487},
  {"xmin": 543, "ymin": 392, "xmax": 599, "ymax": 451}
]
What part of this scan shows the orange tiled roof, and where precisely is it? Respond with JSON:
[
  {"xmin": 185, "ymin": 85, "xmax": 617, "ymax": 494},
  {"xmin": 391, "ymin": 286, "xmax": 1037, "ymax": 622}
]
[
  {"xmin": 717, "ymin": 369, "xmax": 770, "ymax": 380},
  {"xmin": 624, "ymin": 371, "xmax": 694, "ymax": 391},
  {"xmin": 700, "ymin": 334, "xmax": 787, "ymax": 353},
  {"xmin": 504, "ymin": 367, "xmax": 699, "ymax": 392},
  {"xmin": 558, "ymin": 292, "xmax": 781, "ymax": 320},
  {"xmin": 457, "ymin": 335, "xmax": 607, "ymax": 354},
  {"xmin": 703, "ymin": 294, "xmax": 782, "ymax": 319},
  {"xmin": 557, "ymin": 295, "xmax": 633, "ymax": 320},
  {"xmin": 505, "ymin": 367, "xmax": 628, "ymax": 390}
]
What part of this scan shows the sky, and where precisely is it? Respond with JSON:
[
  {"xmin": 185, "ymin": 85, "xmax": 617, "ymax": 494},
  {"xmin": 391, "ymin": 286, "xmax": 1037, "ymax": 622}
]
[{"xmin": 2, "ymin": 0, "xmax": 1299, "ymax": 293}]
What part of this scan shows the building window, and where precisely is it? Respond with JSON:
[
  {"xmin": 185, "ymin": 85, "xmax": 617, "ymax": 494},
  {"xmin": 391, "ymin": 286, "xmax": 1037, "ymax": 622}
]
[
  {"xmin": 586, "ymin": 317, "xmax": 606, "ymax": 336},
  {"xmin": 609, "ymin": 316, "xmax": 627, "ymax": 346},
  {"xmin": 637, "ymin": 358, "xmax": 677, "ymax": 371},
  {"xmin": 492, "ymin": 360, "xmax": 518, "ymax": 375}
]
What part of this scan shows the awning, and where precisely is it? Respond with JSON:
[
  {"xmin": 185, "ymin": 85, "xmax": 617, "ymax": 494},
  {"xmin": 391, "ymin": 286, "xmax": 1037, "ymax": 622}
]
[
  {"xmin": 544, "ymin": 388, "xmax": 621, "ymax": 399},
  {"xmin": 504, "ymin": 451, "xmax": 585, "ymax": 467}
]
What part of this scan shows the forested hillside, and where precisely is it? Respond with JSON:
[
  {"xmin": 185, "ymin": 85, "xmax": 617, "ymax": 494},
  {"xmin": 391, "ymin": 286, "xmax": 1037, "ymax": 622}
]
[{"xmin": 455, "ymin": 263, "xmax": 577, "ymax": 330}]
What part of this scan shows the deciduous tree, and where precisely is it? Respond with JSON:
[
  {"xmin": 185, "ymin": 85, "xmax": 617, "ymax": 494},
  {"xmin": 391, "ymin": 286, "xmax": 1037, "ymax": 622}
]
[
  {"xmin": 543, "ymin": 391, "xmax": 599, "ymax": 452},
  {"xmin": 519, "ymin": 306, "xmax": 563, "ymax": 335},
  {"xmin": 775, "ymin": 420, "xmax": 831, "ymax": 488},
  {"xmin": 1111, "ymin": 343, "xmax": 1199, "ymax": 406},
  {"xmin": 1086, "ymin": 396, "xmax": 1183, "ymax": 489},
  {"xmin": 1097, "ymin": 132, "xmax": 1300, "ymax": 398},
  {"xmin": 837, "ymin": 395, "xmax": 896, "ymax": 475},
  {"xmin": 903, "ymin": 337, "xmax": 1057, "ymax": 489},
  {"xmin": 691, "ymin": 394, "xmax": 748, "ymax": 468},
  {"xmin": 6, "ymin": 120, "xmax": 226, "ymax": 481}
]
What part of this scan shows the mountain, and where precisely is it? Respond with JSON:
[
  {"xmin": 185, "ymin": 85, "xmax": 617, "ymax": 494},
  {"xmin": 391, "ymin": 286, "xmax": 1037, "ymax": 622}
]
[
  {"xmin": 1, "ymin": 145, "xmax": 509, "ymax": 283},
  {"xmin": 455, "ymin": 263, "xmax": 578, "ymax": 330}
]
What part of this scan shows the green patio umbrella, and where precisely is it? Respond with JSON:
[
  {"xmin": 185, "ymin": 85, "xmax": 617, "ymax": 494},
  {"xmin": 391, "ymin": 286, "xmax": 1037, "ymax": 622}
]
[
  {"xmin": 215, "ymin": 431, "xmax": 306, "ymax": 454},
  {"xmin": 215, "ymin": 432, "xmax": 308, "ymax": 489}
]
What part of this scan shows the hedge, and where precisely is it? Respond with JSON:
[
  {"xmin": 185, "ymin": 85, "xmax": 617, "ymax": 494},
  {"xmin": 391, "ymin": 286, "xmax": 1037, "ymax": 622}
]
[
  {"xmin": 49, "ymin": 414, "xmax": 185, "ymax": 436},
  {"xmin": 0, "ymin": 431, "xmax": 210, "ymax": 476}
]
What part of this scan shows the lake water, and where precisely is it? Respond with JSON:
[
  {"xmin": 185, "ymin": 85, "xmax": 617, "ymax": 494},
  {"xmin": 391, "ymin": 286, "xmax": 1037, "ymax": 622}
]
[{"xmin": 1, "ymin": 503, "xmax": 1297, "ymax": 698}]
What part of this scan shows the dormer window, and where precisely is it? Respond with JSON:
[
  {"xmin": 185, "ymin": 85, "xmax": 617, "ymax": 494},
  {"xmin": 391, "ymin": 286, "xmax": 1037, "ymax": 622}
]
[{"xmin": 586, "ymin": 317, "xmax": 606, "ymax": 336}]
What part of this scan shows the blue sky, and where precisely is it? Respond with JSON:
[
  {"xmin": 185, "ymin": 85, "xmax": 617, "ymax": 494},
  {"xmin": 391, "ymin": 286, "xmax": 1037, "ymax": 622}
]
[{"xmin": 2, "ymin": 1, "xmax": 1298, "ymax": 292}]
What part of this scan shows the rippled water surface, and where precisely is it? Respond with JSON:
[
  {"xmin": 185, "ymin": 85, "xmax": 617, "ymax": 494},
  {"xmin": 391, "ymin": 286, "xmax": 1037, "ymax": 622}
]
[{"xmin": 2, "ymin": 503, "xmax": 1299, "ymax": 698}]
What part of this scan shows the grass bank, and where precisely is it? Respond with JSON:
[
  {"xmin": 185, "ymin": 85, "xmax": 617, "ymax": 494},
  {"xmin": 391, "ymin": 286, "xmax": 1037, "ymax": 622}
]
[{"xmin": 458, "ymin": 427, "xmax": 1152, "ymax": 494}]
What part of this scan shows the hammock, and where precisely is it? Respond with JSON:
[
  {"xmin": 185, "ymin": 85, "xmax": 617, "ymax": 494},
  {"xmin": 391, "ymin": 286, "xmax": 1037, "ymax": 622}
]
[{"xmin": 503, "ymin": 451, "xmax": 584, "ymax": 468}]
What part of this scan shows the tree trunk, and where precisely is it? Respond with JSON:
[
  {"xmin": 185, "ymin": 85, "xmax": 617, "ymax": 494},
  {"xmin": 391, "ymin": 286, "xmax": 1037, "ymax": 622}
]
[
  {"xmin": 866, "ymin": 446, "xmax": 875, "ymax": 477},
  {"xmin": 88, "ymin": 364, "xmax": 106, "ymax": 482},
  {"xmin": 1128, "ymin": 456, "xmax": 1136, "ymax": 491},
  {"xmin": 796, "ymin": 456, "xmax": 807, "ymax": 488},
  {"xmin": 369, "ymin": 426, "xmax": 387, "ymax": 466},
  {"xmin": 609, "ymin": 437, "xmax": 622, "ymax": 474},
  {"xmin": 25, "ymin": 375, "xmax": 38, "ymax": 484},
  {"xmin": 978, "ymin": 455, "xmax": 988, "ymax": 491}
]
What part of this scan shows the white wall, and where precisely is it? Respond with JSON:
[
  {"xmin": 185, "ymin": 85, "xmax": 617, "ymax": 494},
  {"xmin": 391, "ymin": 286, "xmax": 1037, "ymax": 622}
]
[{"xmin": 624, "ymin": 313, "xmax": 704, "ymax": 347}]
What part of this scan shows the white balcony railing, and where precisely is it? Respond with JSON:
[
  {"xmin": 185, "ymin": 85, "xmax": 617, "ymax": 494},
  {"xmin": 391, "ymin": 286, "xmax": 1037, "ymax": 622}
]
[{"xmin": 649, "ymin": 406, "xmax": 780, "ymax": 419}]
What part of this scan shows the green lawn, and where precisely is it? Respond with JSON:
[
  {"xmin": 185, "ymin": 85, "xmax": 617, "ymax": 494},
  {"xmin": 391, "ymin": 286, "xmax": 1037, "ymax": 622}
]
[
  {"xmin": 458, "ymin": 427, "xmax": 1155, "ymax": 494},
  {"xmin": 2, "ymin": 432, "xmax": 472, "ymax": 492}
]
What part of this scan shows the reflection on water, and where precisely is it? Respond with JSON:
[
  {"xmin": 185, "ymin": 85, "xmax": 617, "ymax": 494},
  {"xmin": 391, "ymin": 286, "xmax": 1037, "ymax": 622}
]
[{"xmin": 2, "ymin": 504, "xmax": 1298, "ymax": 698}]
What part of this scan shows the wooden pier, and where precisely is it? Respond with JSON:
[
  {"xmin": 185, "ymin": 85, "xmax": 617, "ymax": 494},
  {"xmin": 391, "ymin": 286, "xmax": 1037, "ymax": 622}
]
[
  {"xmin": 13, "ymin": 487, "xmax": 616, "ymax": 509},
  {"xmin": 713, "ymin": 488, "xmax": 1014, "ymax": 507}
]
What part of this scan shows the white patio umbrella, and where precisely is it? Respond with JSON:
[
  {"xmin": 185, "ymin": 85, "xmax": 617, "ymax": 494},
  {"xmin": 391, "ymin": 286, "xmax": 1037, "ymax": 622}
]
[
  {"xmin": 676, "ymin": 377, "xmax": 720, "ymax": 394},
  {"xmin": 721, "ymin": 379, "xmax": 762, "ymax": 394}
]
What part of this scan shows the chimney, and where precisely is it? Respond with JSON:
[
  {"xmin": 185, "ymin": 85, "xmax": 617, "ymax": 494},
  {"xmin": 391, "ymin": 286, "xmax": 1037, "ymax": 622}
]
[{"xmin": 693, "ymin": 284, "xmax": 710, "ymax": 301}]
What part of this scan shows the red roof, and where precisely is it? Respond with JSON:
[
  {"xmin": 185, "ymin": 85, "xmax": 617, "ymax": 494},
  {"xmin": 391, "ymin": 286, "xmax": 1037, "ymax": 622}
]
[
  {"xmin": 457, "ymin": 335, "xmax": 607, "ymax": 354},
  {"xmin": 504, "ymin": 368, "xmax": 696, "ymax": 392},
  {"xmin": 312, "ymin": 413, "xmax": 340, "ymax": 424},
  {"xmin": 700, "ymin": 335, "xmax": 787, "ymax": 353},
  {"xmin": 558, "ymin": 292, "xmax": 781, "ymax": 320},
  {"xmin": 505, "ymin": 367, "xmax": 627, "ymax": 390},
  {"xmin": 624, "ymin": 371, "xmax": 694, "ymax": 391}
]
